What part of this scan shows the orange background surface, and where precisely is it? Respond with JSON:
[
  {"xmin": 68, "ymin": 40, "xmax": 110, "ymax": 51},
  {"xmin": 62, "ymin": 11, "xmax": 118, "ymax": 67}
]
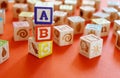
[{"xmin": 0, "ymin": 0, "xmax": 120, "ymax": 78}]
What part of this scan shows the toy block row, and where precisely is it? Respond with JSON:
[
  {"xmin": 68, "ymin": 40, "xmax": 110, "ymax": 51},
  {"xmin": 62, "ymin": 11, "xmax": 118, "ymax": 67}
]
[
  {"xmin": 28, "ymin": 37, "xmax": 52, "ymax": 58},
  {"xmin": 80, "ymin": 34, "xmax": 103, "ymax": 59},
  {"xmin": 54, "ymin": 25, "xmax": 74, "ymax": 46},
  {"xmin": 0, "ymin": 39, "xmax": 9, "ymax": 64},
  {"xmin": 0, "ymin": 0, "xmax": 8, "ymax": 10}
]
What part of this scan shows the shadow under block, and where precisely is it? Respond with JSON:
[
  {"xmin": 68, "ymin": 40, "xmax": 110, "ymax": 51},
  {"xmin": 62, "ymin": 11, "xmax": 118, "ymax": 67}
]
[
  {"xmin": 80, "ymin": 34, "xmax": 103, "ymax": 59},
  {"xmin": 28, "ymin": 37, "xmax": 53, "ymax": 58},
  {"xmin": 13, "ymin": 21, "xmax": 30, "ymax": 41},
  {"xmin": 0, "ymin": 39, "xmax": 9, "ymax": 64},
  {"xmin": 34, "ymin": 2, "xmax": 53, "ymax": 24},
  {"xmin": 54, "ymin": 25, "xmax": 74, "ymax": 46}
]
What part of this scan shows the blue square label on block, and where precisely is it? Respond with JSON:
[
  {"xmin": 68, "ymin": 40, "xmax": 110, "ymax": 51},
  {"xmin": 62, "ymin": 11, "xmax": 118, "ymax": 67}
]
[{"xmin": 34, "ymin": 7, "xmax": 53, "ymax": 24}]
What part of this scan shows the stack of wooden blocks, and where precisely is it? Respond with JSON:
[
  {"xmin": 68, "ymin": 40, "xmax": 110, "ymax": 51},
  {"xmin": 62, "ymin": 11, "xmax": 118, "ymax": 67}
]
[{"xmin": 28, "ymin": 2, "xmax": 54, "ymax": 58}]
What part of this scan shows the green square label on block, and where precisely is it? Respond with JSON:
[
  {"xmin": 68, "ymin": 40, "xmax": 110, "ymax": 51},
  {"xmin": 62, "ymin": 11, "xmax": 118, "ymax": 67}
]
[{"xmin": 0, "ymin": 40, "xmax": 7, "ymax": 47}]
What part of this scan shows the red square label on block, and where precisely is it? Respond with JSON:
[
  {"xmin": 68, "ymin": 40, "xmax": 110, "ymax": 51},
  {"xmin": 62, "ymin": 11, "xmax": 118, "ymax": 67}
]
[{"xmin": 35, "ymin": 26, "xmax": 53, "ymax": 42}]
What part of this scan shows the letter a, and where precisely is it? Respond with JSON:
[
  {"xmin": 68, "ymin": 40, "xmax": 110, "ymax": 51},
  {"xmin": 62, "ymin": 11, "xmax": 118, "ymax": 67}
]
[{"xmin": 40, "ymin": 11, "xmax": 48, "ymax": 20}]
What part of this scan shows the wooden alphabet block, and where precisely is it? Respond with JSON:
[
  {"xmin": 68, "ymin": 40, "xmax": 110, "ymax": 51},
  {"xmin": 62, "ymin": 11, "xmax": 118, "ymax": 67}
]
[
  {"xmin": 19, "ymin": 12, "xmax": 34, "ymax": 29},
  {"xmin": 67, "ymin": 16, "xmax": 85, "ymax": 34},
  {"xmin": 54, "ymin": 11, "xmax": 67, "ymax": 26},
  {"xmin": 59, "ymin": 4, "xmax": 74, "ymax": 16},
  {"xmin": 113, "ymin": 20, "xmax": 120, "ymax": 35},
  {"xmin": 33, "ymin": 25, "xmax": 53, "ymax": 42},
  {"xmin": 13, "ymin": 21, "xmax": 30, "ymax": 41},
  {"xmin": 80, "ymin": 34, "xmax": 103, "ymax": 59},
  {"xmin": 92, "ymin": 18, "xmax": 110, "ymax": 37},
  {"xmin": 0, "ymin": 18, "xmax": 3, "ymax": 34},
  {"xmin": 28, "ymin": 37, "xmax": 52, "ymax": 58},
  {"xmin": 102, "ymin": 7, "xmax": 118, "ymax": 22},
  {"xmin": 13, "ymin": 3, "xmax": 28, "ymax": 19},
  {"xmin": 34, "ymin": 2, "xmax": 53, "ymax": 24},
  {"xmin": 93, "ymin": 12, "xmax": 110, "ymax": 20},
  {"xmin": 27, "ymin": 0, "xmax": 41, "ymax": 12},
  {"xmin": 54, "ymin": 25, "xmax": 74, "ymax": 46},
  {"xmin": 0, "ymin": 40, "xmax": 9, "ymax": 64},
  {"xmin": 14, "ymin": 0, "xmax": 27, "ymax": 3},
  {"xmin": 116, "ymin": 31, "xmax": 120, "ymax": 50},
  {"xmin": 80, "ymin": 6, "xmax": 95, "ymax": 21},
  {"xmin": 53, "ymin": 1, "xmax": 62, "ymax": 11},
  {"xmin": 84, "ymin": 24, "xmax": 102, "ymax": 37},
  {"xmin": 0, "ymin": 9, "xmax": 5, "ymax": 24},
  {"xmin": 0, "ymin": 0, "xmax": 8, "ymax": 10}
]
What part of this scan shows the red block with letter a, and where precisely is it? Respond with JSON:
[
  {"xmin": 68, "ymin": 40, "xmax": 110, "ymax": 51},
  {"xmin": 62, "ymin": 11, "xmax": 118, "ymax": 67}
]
[{"xmin": 34, "ymin": 25, "xmax": 53, "ymax": 42}]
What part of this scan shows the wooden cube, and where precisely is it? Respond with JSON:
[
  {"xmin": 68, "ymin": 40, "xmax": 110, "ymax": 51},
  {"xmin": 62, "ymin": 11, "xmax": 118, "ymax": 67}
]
[
  {"xmin": 0, "ymin": 9, "xmax": 5, "ymax": 24},
  {"xmin": 67, "ymin": 16, "xmax": 85, "ymax": 34},
  {"xmin": 19, "ymin": 12, "xmax": 34, "ymax": 29},
  {"xmin": 102, "ymin": 7, "xmax": 118, "ymax": 22},
  {"xmin": 54, "ymin": 25, "xmax": 74, "ymax": 46},
  {"xmin": 33, "ymin": 25, "xmax": 53, "ymax": 42},
  {"xmin": 14, "ymin": 0, "xmax": 27, "ymax": 3},
  {"xmin": 0, "ymin": 0, "xmax": 8, "ymax": 10},
  {"xmin": 80, "ymin": 6, "xmax": 95, "ymax": 21},
  {"xmin": 28, "ymin": 37, "xmax": 53, "ymax": 58},
  {"xmin": 116, "ymin": 31, "xmax": 120, "ymax": 50},
  {"xmin": 93, "ymin": 12, "xmax": 110, "ymax": 20},
  {"xmin": 34, "ymin": 2, "xmax": 53, "ymax": 24},
  {"xmin": 0, "ymin": 18, "xmax": 3, "ymax": 34},
  {"xmin": 113, "ymin": 20, "xmax": 120, "ymax": 35},
  {"xmin": 13, "ymin": 21, "xmax": 30, "ymax": 41},
  {"xmin": 118, "ymin": 6, "xmax": 120, "ymax": 11},
  {"xmin": 80, "ymin": 34, "xmax": 103, "ymax": 59},
  {"xmin": 54, "ymin": 11, "xmax": 67, "ymax": 26},
  {"xmin": 0, "ymin": 39, "xmax": 9, "ymax": 64},
  {"xmin": 27, "ymin": 0, "xmax": 41, "ymax": 12},
  {"xmin": 59, "ymin": 4, "xmax": 74, "ymax": 16},
  {"xmin": 53, "ymin": 1, "xmax": 62, "ymax": 11},
  {"xmin": 64, "ymin": 0, "xmax": 77, "ymax": 10},
  {"xmin": 84, "ymin": 24, "xmax": 102, "ymax": 37},
  {"xmin": 13, "ymin": 3, "xmax": 28, "ymax": 19},
  {"xmin": 108, "ymin": 1, "xmax": 119, "ymax": 10},
  {"xmin": 92, "ymin": 18, "xmax": 110, "ymax": 37}
]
